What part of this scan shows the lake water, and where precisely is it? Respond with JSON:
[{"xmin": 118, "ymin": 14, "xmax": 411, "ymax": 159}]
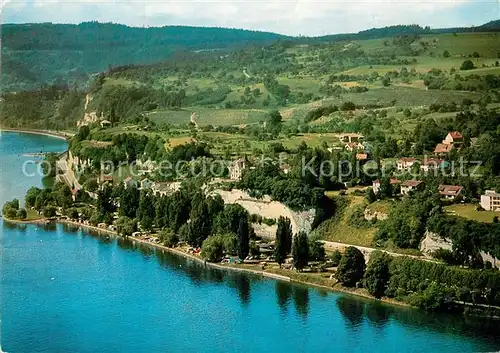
[{"xmin": 2, "ymin": 132, "xmax": 500, "ymax": 353}]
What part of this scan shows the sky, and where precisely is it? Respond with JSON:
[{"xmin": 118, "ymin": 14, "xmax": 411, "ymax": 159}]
[{"xmin": 1, "ymin": 0, "xmax": 499, "ymax": 36}]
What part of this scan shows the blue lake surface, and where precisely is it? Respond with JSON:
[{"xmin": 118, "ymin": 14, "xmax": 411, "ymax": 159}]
[{"xmin": 2, "ymin": 132, "xmax": 500, "ymax": 353}]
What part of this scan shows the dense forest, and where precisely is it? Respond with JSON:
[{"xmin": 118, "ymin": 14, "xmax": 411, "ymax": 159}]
[{"xmin": 1, "ymin": 22, "xmax": 287, "ymax": 91}]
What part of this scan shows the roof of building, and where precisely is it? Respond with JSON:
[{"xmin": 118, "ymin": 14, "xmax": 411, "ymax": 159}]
[
  {"xmin": 124, "ymin": 176, "xmax": 135, "ymax": 183},
  {"xmin": 484, "ymin": 190, "xmax": 500, "ymax": 197},
  {"xmin": 401, "ymin": 180, "xmax": 423, "ymax": 188},
  {"xmin": 448, "ymin": 131, "xmax": 463, "ymax": 139},
  {"xmin": 398, "ymin": 157, "xmax": 417, "ymax": 163},
  {"xmin": 231, "ymin": 158, "xmax": 245, "ymax": 167},
  {"xmin": 355, "ymin": 153, "xmax": 368, "ymax": 160},
  {"xmin": 101, "ymin": 175, "xmax": 113, "ymax": 181},
  {"xmin": 373, "ymin": 178, "xmax": 401, "ymax": 185},
  {"xmin": 438, "ymin": 184, "xmax": 463, "ymax": 196},
  {"xmin": 345, "ymin": 142, "xmax": 364, "ymax": 150},
  {"xmin": 434, "ymin": 143, "xmax": 454, "ymax": 154}
]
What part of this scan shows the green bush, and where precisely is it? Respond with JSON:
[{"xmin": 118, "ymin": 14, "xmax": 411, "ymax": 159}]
[
  {"xmin": 42, "ymin": 205, "xmax": 57, "ymax": 218},
  {"xmin": 336, "ymin": 247, "xmax": 366, "ymax": 287},
  {"xmin": 329, "ymin": 250, "xmax": 342, "ymax": 266},
  {"xmin": 250, "ymin": 241, "xmax": 260, "ymax": 257},
  {"xmin": 460, "ymin": 60, "xmax": 475, "ymax": 71},
  {"xmin": 201, "ymin": 235, "xmax": 225, "ymax": 262},
  {"xmin": 161, "ymin": 229, "xmax": 179, "ymax": 247},
  {"xmin": 15, "ymin": 208, "xmax": 27, "ymax": 220}
]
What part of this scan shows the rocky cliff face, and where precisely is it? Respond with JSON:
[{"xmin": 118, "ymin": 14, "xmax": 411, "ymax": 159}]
[
  {"xmin": 212, "ymin": 189, "xmax": 315, "ymax": 238},
  {"xmin": 364, "ymin": 208, "xmax": 388, "ymax": 221},
  {"xmin": 419, "ymin": 230, "xmax": 452, "ymax": 254}
]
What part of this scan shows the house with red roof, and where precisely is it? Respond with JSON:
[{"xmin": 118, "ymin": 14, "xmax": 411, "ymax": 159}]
[
  {"xmin": 434, "ymin": 143, "xmax": 454, "ymax": 155},
  {"xmin": 401, "ymin": 180, "xmax": 423, "ymax": 195},
  {"xmin": 355, "ymin": 153, "xmax": 368, "ymax": 161},
  {"xmin": 438, "ymin": 184, "xmax": 464, "ymax": 200},
  {"xmin": 443, "ymin": 131, "xmax": 464, "ymax": 145},
  {"xmin": 420, "ymin": 158, "xmax": 446, "ymax": 172},
  {"xmin": 372, "ymin": 178, "xmax": 401, "ymax": 194}
]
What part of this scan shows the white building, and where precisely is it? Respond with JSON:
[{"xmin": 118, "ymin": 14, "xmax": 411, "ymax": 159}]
[
  {"xmin": 230, "ymin": 158, "xmax": 246, "ymax": 180},
  {"xmin": 401, "ymin": 180, "xmax": 423, "ymax": 195},
  {"xmin": 397, "ymin": 158, "xmax": 417, "ymax": 171},
  {"xmin": 372, "ymin": 178, "xmax": 401, "ymax": 194},
  {"xmin": 481, "ymin": 190, "xmax": 500, "ymax": 211}
]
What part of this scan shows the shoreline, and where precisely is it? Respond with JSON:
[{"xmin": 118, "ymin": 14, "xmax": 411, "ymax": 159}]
[
  {"xmin": 3, "ymin": 216, "xmax": 409, "ymax": 308},
  {"xmin": 0, "ymin": 128, "xmax": 73, "ymax": 141}
]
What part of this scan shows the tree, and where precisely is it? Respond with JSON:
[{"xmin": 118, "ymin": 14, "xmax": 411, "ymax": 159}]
[
  {"xmin": 250, "ymin": 240, "xmax": 260, "ymax": 258},
  {"xmin": 120, "ymin": 186, "xmax": 140, "ymax": 218},
  {"xmin": 16, "ymin": 208, "xmax": 27, "ymax": 220},
  {"xmin": 443, "ymin": 50, "xmax": 450, "ymax": 58},
  {"xmin": 237, "ymin": 218, "xmax": 250, "ymax": 260},
  {"xmin": 266, "ymin": 110, "xmax": 282, "ymax": 135},
  {"xmin": 201, "ymin": 235, "xmax": 225, "ymax": 262},
  {"xmin": 138, "ymin": 191, "xmax": 155, "ymax": 231},
  {"xmin": 336, "ymin": 247, "xmax": 366, "ymax": 287},
  {"xmin": 274, "ymin": 216, "xmax": 293, "ymax": 266},
  {"xmin": 215, "ymin": 204, "xmax": 248, "ymax": 235},
  {"xmin": 329, "ymin": 250, "xmax": 342, "ymax": 266},
  {"xmin": 97, "ymin": 184, "xmax": 115, "ymax": 215},
  {"xmin": 25, "ymin": 187, "xmax": 42, "ymax": 208},
  {"xmin": 66, "ymin": 208, "xmax": 79, "ymax": 219},
  {"xmin": 292, "ymin": 231, "xmax": 309, "ymax": 271},
  {"xmin": 160, "ymin": 229, "xmax": 179, "ymax": 247},
  {"xmin": 308, "ymin": 240, "xmax": 325, "ymax": 261},
  {"xmin": 186, "ymin": 196, "xmax": 212, "ymax": 247},
  {"xmin": 363, "ymin": 251, "xmax": 392, "ymax": 298},
  {"xmin": 52, "ymin": 184, "xmax": 73, "ymax": 209},
  {"xmin": 365, "ymin": 188, "xmax": 376, "ymax": 203},
  {"xmin": 42, "ymin": 205, "xmax": 57, "ymax": 218},
  {"xmin": 460, "ymin": 60, "xmax": 475, "ymax": 71},
  {"xmin": 377, "ymin": 177, "xmax": 393, "ymax": 199},
  {"xmin": 116, "ymin": 216, "xmax": 137, "ymax": 236}
]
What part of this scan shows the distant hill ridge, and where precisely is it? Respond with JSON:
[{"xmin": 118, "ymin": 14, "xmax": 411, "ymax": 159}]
[{"xmin": 1, "ymin": 20, "xmax": 499, "ymax": 91}]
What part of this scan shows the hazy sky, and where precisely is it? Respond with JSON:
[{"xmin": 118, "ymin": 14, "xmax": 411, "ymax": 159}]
[{"xmin": 1, "ymin": 0, "xmax": 499, "ymax": 36}]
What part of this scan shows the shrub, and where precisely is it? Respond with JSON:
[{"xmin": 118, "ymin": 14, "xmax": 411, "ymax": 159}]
[
  {"xmin": 329, "ymin": 250, "xmax": 342, "ymax": 266},
  {"xmin": 161, "ymin": 229, "xmax": 179, "ymax": 248},
  {"xmin": 460, "ymin": 60, "xmax": 475, "ymax": 71},
  {"xmin": 309, "ymin": 240, "xmax": 325, "ymax": 261},
  {"xmin": 42, "ymin": 206, "xmax": 57, "ymax": 218},
  {"xmin": 336, "ymin": 246, "xmax": 366, "ymax": 287},
  {"xmin": 16, "ymin": 208, "xmax": 27, "ymax": 220},
  {"xmin": 249, "ymin": 241, "xmax": 260, "ymax": 257}
]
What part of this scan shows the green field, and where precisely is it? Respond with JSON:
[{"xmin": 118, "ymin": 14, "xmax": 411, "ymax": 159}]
[
  {"xmin": 147, "ymin": 107, "xmax": 267, "ymax": 126},
  {"xmin": 314, "ymin": 196, "xmax": 378, "ymax": 247},
  {"xmin": 445, "ymin": 204, "xmax": 499, "ymax": 223}
]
